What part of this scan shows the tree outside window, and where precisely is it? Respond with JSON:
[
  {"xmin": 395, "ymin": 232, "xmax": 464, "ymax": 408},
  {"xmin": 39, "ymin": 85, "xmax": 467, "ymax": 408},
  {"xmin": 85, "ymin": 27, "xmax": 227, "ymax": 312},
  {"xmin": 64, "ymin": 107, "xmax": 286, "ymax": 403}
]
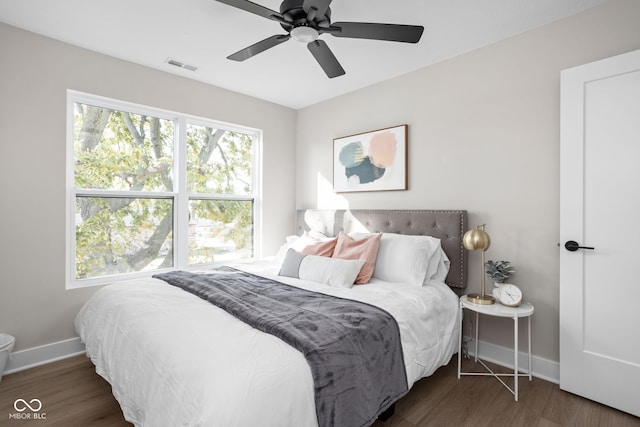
[{"xmin": 69, "ymin": 94, "xmax": 259, "ymax": 287}]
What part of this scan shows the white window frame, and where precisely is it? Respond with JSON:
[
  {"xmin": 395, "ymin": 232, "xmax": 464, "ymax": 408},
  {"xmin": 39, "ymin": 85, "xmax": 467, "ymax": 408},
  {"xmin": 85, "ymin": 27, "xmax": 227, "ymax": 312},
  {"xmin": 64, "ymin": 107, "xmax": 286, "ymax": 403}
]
[{"xmin": 66, "ymin": 90, "xmax": 262, "ymax": 289}]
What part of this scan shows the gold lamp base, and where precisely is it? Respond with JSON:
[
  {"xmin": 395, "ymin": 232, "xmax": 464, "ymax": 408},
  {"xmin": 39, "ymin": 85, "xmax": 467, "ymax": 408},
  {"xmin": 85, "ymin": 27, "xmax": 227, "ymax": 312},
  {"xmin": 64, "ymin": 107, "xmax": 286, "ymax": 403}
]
[{"xmin": 467, "ymin": 293, "xmax": 495, "ymax": 305}]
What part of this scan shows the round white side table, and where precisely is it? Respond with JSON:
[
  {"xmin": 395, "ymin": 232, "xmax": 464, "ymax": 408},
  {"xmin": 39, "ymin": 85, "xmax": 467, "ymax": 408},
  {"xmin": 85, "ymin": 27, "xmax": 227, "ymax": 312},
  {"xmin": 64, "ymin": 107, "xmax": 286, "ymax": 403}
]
[{"xmin": 457, "ymin": 295, "xmax": 534, "ymax": 401}]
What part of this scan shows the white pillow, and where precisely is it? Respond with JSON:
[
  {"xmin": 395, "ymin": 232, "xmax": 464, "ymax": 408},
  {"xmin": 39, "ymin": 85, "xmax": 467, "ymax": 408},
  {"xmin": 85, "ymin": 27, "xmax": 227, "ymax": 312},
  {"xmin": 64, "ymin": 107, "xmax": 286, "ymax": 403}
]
[
  {"xmin": 352, "ymin": 232, "xmax": 443, "ymax": 286},
  {"xmin": 278, "ymin": 248, "xmax": 365, "ymax": 288},
  {"xmin": 425, "ymin": 247, "xmax": 450, "ymax": 283}
]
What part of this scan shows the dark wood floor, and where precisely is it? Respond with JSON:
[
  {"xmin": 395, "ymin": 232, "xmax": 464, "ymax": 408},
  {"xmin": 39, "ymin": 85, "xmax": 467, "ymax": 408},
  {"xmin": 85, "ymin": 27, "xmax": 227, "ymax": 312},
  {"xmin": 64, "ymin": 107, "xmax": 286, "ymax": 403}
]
[{"xmin": 0, "ymin": 354, "xmax": 637, "ymax": 426}]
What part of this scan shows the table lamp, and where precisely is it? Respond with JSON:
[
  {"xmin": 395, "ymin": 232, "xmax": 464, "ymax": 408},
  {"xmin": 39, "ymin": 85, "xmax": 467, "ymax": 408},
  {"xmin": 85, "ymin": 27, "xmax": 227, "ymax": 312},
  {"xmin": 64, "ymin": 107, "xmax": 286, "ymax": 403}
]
[{"xmin": 463, "ymin": 224, "xmax": 494, "ymax": 305}]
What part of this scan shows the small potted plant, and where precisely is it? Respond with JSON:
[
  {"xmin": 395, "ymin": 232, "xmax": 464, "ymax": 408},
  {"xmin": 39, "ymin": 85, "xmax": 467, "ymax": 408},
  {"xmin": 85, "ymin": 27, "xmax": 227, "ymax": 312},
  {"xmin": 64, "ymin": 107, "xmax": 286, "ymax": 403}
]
[
  {"xmin": 484, "ymin": 260, "xmax": 515, "ymax": 284},
  {"xmin": 485, "ymin": 260, "xmax": 523, "ymax": 305}
]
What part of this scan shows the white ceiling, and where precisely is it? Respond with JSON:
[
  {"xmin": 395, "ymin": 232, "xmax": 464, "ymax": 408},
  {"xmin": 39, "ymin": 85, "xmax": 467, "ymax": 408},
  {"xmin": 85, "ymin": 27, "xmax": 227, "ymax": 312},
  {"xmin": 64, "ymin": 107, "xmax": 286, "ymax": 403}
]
[{"xmin": 0, "ymin": 0, "xmax": 606, "ymax": 109}]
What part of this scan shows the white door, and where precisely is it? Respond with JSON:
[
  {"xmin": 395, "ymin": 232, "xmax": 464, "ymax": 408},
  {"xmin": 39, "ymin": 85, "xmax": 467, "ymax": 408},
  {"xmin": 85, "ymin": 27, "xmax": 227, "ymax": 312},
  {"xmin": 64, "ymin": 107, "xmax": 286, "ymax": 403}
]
[{"xmin": 560, "ymin": 49, "xmax": 640, "ymax": 417}]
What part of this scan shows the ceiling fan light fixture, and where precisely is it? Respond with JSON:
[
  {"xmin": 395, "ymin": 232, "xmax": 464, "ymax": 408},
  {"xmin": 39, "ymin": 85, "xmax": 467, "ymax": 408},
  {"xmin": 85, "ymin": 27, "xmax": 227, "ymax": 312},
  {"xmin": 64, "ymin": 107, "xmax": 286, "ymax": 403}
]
[{"xmin": 291, "ymin": 26, "xmax": 319, "ymax": 43}]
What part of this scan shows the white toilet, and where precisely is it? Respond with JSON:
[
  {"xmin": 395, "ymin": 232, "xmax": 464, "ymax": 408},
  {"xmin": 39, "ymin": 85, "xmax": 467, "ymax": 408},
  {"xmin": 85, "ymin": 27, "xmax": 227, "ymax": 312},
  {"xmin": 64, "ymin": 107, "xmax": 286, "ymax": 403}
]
[{"xmin": 0, "ymin": 333, "xmax": 15, "ymax": 384}]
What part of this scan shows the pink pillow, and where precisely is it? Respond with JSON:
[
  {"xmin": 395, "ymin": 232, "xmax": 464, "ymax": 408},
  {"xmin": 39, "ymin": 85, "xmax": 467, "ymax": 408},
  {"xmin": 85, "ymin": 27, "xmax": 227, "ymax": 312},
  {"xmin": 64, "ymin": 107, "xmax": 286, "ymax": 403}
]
[
  {"xmin": 301, "ymin": 237, "xmax": 338, "ymax": 257},
  {"xmin": 332, "ymin": 232, "xmax": 382, "ymax": 284}
]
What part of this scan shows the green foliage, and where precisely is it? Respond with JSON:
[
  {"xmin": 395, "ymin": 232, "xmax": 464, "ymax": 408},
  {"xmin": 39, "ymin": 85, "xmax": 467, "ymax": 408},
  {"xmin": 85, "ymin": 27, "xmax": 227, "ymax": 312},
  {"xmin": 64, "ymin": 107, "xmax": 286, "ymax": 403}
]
[
  {"xmin": 186, "ymin": 125, "xmax": 253, "ymax": 194},
  {"xmin": 484, "ymin": 260, "xmax": 515, "ymax": 283},
  {"xmin": 75, "ymin": 108, "xmax": 174, "ymax": 192},
  {"xmin": 73, "ymin": 103, "xmax": 254, "ymax": 279},
  {"xmin": 185, "ymin": 124, "xmax": 253, "ymax": 264}
]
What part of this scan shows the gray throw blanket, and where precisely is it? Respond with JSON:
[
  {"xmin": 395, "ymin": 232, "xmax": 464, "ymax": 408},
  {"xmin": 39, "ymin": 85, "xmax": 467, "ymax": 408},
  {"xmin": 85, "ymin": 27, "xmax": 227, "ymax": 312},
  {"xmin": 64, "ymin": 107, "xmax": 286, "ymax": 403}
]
[{"xmin": 153, "ymin": 267, "xmax": 408, "ymax": 427}]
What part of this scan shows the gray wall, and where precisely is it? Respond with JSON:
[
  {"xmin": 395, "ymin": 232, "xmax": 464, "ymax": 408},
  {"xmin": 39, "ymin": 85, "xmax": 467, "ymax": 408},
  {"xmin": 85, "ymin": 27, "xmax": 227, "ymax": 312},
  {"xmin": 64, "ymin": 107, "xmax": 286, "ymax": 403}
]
[
  {"xmin": 295, "ymin": 0, "xmax": 640, "ymax": 363},
  {"xmin": 0, "ymin": 23, "xmax": 297, "ymax": 351}
]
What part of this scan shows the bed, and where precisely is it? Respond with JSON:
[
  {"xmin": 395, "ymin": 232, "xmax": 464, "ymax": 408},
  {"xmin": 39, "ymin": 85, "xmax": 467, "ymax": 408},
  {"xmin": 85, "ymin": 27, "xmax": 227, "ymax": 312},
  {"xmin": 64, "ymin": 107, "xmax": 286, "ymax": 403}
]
[{"xmin": 75, "ymin": 209, "xmax": 468, "ymax": 427}]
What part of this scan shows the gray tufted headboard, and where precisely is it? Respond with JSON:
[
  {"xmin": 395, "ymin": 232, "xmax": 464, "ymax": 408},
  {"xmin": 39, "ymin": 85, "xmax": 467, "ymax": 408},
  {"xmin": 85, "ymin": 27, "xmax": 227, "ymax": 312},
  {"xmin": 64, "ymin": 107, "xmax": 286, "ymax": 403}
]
[{"xmin": 296, "ymin": 209, "xmax": 468, "ymax": 294}]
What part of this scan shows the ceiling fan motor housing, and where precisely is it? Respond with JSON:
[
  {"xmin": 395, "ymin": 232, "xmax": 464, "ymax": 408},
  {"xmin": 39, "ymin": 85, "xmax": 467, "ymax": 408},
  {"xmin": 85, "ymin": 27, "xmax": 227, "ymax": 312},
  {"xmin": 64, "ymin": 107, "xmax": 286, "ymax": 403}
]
[{"xmin": 279, "ymin": 0, "xmax": 331, "ymax": 30}]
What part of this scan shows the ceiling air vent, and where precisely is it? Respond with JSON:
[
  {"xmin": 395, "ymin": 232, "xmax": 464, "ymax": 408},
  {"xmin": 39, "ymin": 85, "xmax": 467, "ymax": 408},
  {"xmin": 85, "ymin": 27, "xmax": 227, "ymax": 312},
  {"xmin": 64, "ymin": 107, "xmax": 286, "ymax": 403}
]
[{"xmin": 165, "ymin": 58, "xmax": 198, "ymax": 72}]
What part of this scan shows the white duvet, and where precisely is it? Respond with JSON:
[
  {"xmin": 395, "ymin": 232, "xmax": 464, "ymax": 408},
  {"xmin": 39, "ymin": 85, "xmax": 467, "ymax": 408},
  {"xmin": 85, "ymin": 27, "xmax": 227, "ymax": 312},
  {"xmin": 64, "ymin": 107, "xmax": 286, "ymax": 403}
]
[{"xmin": 75, "ymin": 261, "xmax": 460, "ymax": 427}]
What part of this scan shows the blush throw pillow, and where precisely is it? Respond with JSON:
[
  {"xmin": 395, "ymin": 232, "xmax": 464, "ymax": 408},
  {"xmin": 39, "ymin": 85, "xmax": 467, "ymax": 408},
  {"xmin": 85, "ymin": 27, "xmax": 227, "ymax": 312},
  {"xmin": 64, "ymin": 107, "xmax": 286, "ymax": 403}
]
[
  {"xmin": 332, "ymin": 232, "xmax": 382, "ymax": 284},
  {"xmin": 301, "ymin": 237, "xmax": 338, "ymax": 257},
  {"xmin": 275, "ymin": 232, "xmax": 333, "ymax": 263}
]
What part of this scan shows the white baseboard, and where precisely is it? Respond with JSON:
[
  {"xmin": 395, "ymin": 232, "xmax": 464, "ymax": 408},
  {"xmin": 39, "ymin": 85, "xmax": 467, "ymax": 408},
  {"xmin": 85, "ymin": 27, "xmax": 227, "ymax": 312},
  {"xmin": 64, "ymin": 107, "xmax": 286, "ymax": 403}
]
[
  {"xmin": 465, "ymin": 337, "xmax": 559, "ymax": 384},
  {"xmin": 3, "ymin": 337, "xmax": 86, "ymax": 375}
]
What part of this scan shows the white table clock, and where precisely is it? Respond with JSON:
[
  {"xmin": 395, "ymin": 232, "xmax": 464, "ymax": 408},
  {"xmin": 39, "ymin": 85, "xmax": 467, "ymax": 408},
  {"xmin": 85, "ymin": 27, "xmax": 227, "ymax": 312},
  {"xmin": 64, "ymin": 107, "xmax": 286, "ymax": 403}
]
[{"xmin": 492, "ymin": 283, "xmax": 523, "ymax": 307}]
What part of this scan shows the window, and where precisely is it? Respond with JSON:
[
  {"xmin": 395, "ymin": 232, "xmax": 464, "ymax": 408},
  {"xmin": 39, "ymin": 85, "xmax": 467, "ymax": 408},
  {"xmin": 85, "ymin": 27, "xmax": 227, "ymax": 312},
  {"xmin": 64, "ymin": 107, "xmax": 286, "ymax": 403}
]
[{"xmin": 67, "ymin": 91, "xmax": 261, "ymax": 288}]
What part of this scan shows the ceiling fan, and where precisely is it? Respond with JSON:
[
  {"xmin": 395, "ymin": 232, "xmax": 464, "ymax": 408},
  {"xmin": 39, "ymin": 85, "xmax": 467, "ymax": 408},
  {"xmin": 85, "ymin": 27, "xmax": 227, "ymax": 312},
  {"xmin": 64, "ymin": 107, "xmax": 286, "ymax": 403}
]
[{"xmin": 215, "ymin": 0, "xmax": 424, "ymax": 78}]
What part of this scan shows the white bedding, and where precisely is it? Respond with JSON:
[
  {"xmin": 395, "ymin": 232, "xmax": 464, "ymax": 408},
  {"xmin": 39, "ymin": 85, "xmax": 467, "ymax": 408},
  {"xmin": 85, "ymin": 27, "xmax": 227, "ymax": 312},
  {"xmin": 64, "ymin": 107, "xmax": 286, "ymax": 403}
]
[{"xmin": 75, "ymin": 260, "xmax": 460, "ymax": 427}]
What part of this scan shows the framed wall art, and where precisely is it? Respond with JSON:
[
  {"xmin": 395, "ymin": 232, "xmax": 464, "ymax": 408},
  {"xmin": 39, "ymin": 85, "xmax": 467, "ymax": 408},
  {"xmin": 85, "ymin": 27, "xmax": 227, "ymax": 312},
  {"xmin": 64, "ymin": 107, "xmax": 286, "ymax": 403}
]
[{"xmin": 333, "ymin": 124, "xmax": 407, "ymax": 193}]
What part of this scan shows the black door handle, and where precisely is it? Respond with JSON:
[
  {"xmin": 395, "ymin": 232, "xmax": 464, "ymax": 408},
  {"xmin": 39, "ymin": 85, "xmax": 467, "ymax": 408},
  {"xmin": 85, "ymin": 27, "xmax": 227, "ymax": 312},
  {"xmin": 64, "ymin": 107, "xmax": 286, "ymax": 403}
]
[{"xmin": 565, "ymin": 240, "xmax": 595, "ymax": 252}]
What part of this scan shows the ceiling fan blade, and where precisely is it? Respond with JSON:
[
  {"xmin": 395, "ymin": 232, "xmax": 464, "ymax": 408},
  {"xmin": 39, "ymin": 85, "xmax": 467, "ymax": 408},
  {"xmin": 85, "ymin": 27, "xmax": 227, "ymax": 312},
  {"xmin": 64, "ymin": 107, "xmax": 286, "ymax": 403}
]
[
  {"xmin": 215, "ymin": 0, "xmax": 285, "ymax": 22},
  {"xmin": 303, "ymin": 0, "xmax": 332, "ymax": 20},
  {"xmin": 307, "ymin": 40, "xmax": 345, "ymax": 78},
  {"xmin": 330, "ymin": 22, "xmax": 424, "ymax": 43},
  {"xmin": 227, "ymin": 35, "xmax": 291, "ymax": 61}
]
